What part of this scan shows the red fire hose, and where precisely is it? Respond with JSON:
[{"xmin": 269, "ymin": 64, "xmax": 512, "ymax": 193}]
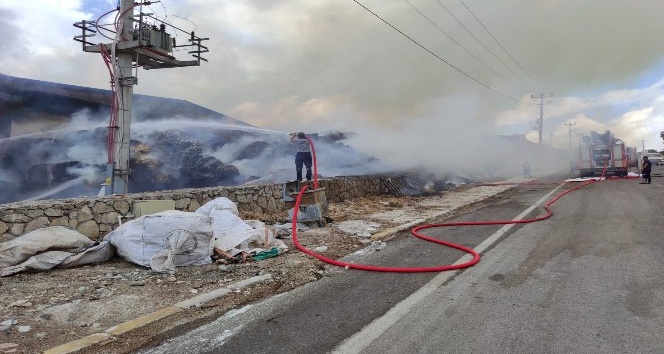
[
  {"xmin": 306, "ymin": 136, "xmax": 319, "ymax": 189},
  {"xmin": 290, "ymin": 138, "xmax": 602, "ymax": 272},
  {"xmin": 291, "ymin": 179, "xmax": 596, "ymax": 273}
]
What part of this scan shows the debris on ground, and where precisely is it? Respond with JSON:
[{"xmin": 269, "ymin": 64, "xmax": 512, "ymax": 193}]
[{"xmin": 0, "ymin": 184, "xmax": 512, "ymax": 353}]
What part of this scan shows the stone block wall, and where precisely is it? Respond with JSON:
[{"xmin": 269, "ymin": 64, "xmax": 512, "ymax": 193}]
[{"xmin": 0, "ymin": 175, "xmax": 412, "ymax": 242}]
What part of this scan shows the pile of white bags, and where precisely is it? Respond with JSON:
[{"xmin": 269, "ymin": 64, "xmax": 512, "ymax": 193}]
[
  {"xmin": 0, "ymin": 197, "xmax": 289, "ymax": 275},
  {"xmin": 195, "ymin": 197, "xmax": 288, "ymax": 257},
  {"xmin": 105, "ymin": 210, "xmax": 214, "ymax": 272},
  {"xmin": 105, "ymin": 198, "xmax": 287, "ymax": 272}
]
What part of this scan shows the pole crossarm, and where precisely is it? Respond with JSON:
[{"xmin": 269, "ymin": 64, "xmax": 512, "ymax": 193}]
[
  {"xmin": 74, "ymin": 27, "xmax": 209, "ymax": 69},
  {"xmin": 73, "ymin": 21, "xmax": 97, "ymax": 47}
]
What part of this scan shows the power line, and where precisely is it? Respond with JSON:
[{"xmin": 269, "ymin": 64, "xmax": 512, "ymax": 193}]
[
  {"xmin": 352, "ymin": 0, "xmax": 530, "ymax": 105},
  {"xmin": 403, "ymin": 0, "xmax": 504, "ymax": 78},
  {"xmin": 460, "ymin": 0, "xmax": 542, "ymax": 91},
  {"xmin": 434, "ymin": 0, "xmax": 530, "ymax": 88}
]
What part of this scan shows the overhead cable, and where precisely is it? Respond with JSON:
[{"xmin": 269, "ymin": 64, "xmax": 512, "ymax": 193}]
[
  {"xmin": 435, "ymin": 0, "xmax": 530, "ymax": 88},
  {"xmin": 403, "ymin": 0, "xmax": 504, "ymax": 78},
  {"xmin": 460, "ymin": 0, "xmax": 542, "ymax": 91},
  {"xmin": 353, "ymin": 0, "xmax": 530, "ymax": 105}
]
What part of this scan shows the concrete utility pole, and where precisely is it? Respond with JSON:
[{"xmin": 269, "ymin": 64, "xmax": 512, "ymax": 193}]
[
  {"xmin": 74, "ymin": 1, "xmax": 208, "ymax": 195},
  {"xmin": 564, "ymin": 122, "xmax": 576, "ymax": 149},
  {"xmin": 532, "ymin": 93, "xmax": 554, "ymax": 145},
  {"xmin": 114, "ymin": 0, "xmax": 135, "ymax": 195}
]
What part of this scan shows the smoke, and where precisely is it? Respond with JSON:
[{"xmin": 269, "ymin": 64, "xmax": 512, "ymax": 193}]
[
  {"xmin": 133, "ymin": 1, "xmax": 664, "ymax": 118},
  {"xmin": 335, "ymin": 93, "xmax": 494, "ymax": 175},
  {"xmin": 0, "ymin": 100, "xmax": 563, "ymax": 205},
  {"xmin": 66, "ymin": 165, "xmax": 102, "ymax": 185},
  {"xmin": 205, "ymin": 127, "xmax": 390, "ymax": 181},
  {"xmin": 3, "ymin": 0, "xmax": 663, "ymax": 184},
  {"xmin": 0, "ymin": 100, "xmax": 400, "ymax": 204},
  {"xmin": 139, "ymin": 0, "xmax": 664, "ymax": 168},
  {"xmin": 3, "ymin": 0, "xmax": 664, "ymax": 156}
]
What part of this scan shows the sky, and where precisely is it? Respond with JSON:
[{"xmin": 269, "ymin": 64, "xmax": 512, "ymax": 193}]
[{"xmin": 2, "ymin": 0, "xmax": 664, "ymax": 173}]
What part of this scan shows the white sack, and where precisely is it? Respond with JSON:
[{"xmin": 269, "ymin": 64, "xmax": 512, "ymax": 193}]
[
  {"xmin": 195, "ymin": 197, "xmax": 239, "ymax": 217},
  {"xmin": 0, "ymin": 226, "xmax": 94, "ymax": 268},
  {"xmin": 61, "ymin": 241, "xmax": 115, "ymax": 268},
  {"xmin": 105, "ymin": 210, "xmax": 213, "ymax": 270},
  {"xmin": 0, "ymin": 228, "xmax": 114, "ymax": 277},
  {"xmin": 237, "ymin": 220, "xmax": 288, "ymax": 255},
  {"xmin": 213, "ymin": 218, "xmax": 287, "ymax": 257},
  {"xmin": 0, "ymin": 251, "xmax": 73, "ymax": 276},
  {"xmin": 195, "ymin": 198, "xmax": 252, "ymax": 252},
  {"xmin": 209, "ymin": 210, "xmax": 255, "ymax": 254},
  {"xmin": 150, "ymin": 229, "xmax": 205, "ymax": 272},
  {"xmin": 195, "ymin": 198, "xmax": 287, "ymax": 257}
]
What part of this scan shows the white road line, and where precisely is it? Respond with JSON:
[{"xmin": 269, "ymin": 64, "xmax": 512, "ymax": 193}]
[{"xmin": 330, "ymin": 184, "xmax": 564, "ymax": 354}]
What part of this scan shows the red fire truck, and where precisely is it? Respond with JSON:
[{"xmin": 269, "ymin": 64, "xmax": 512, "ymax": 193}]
[{"xmin": 577, "ymin": 130, "xmax": 630, "ymax": 177}]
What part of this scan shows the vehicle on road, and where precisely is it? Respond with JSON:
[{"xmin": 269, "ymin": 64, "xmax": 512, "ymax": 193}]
[
  {"xmin": 577, "ymin": 130, "xmax": 631, "ymax": 177},
  {"xmin": 641, "ymin": 152, "xmax": 664, "ymax": 165}
]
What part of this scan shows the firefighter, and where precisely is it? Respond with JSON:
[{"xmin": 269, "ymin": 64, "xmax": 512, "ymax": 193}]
[
  {"xmin": 290, "ymin": 132, "xmax": 312, "ymax": 182},
  {"xmin": 523, "ymin": 159, "xmax": 531, "ymax": 178},
  {"xmin": 641, "ymin": 155, "xmax": 652, "ymax": 184}
]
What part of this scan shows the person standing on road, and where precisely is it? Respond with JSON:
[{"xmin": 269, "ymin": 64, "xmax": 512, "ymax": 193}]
[
  {"xmin": 641, "ymin": 155, "xmax": 652, "ymax": 184},
  {"xmin": 290, "ymin": 132, "xmax": 312, "ymax": 182},
  {"xmin": 523, "ymin": 159, "xmax": 531, "ymax": 178}
]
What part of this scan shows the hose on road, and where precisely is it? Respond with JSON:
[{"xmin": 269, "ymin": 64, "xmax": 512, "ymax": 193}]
[
  {"xmin": 290, "ymin": 179, "xmax": 597, "ymax": 273},
  {"xmin": 291, "ymin": 137, "xmax": 601, "ymax": 272}
]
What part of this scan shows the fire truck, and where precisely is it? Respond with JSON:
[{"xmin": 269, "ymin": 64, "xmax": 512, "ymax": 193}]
[{"xmin": 577, "ymin": 130, "xmax": 630, "ymax": 177}]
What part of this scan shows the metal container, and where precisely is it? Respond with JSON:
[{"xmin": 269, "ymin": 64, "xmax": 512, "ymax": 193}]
[{"xmin": 283, "ymin": 181, "xmax": 328, "ymax": 226}]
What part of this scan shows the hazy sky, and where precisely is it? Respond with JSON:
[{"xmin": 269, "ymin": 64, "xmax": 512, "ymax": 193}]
[{"xmin": 2, "ymin": 0, "xmax": 664, "ymax": 171}]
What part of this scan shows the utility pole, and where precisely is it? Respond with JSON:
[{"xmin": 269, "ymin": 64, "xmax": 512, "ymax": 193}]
[
  {"xmin": 114, "ymin": 0, "xmax": 135, "ymax": 196},
  {"xmin": 564, "ymin": 122, "xmax": 576, "ymax": 149},
  {"xmin": 74, "ymin": 1, "xmax": 208, "ymax": 195},
  {"xmin": 532, "ymin": 93, "xmax": 554, "ymax": 145}
]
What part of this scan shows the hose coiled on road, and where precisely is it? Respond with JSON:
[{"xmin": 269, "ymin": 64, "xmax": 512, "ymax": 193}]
[{"xmin": 290, "ymin": 179, "xmax": 597, "ymax": 273}]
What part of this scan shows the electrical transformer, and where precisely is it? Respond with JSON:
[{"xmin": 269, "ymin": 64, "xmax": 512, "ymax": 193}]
[{"xmin": 136, "ymin": 26, "xmax": 173, "ymax": 53}]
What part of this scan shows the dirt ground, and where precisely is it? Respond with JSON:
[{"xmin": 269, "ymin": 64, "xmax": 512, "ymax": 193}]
[{"xmin": 0, "ymin": 184, "xmax": 511, "ymax": 354}]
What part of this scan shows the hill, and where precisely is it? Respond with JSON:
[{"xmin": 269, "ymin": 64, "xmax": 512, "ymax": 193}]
[{"xmin": 0, "ymin": 74, "xmax": 385, "ymax": 204}]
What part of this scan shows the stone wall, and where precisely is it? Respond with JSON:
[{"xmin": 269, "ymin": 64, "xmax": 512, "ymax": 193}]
[{"xmin": 0, "ymin": 175, "xmax": 418, "ymax": 242}]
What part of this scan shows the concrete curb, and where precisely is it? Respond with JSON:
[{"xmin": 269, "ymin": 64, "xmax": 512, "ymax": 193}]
[{"xmin": 43, "ymin": 274, "xmax": 272, "ymax": 354}]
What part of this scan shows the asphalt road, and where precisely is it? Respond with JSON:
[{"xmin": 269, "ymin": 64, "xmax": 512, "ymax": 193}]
[{"xmin": 140, "ymin": 170, "xmax": 664, "ymax": 354}]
